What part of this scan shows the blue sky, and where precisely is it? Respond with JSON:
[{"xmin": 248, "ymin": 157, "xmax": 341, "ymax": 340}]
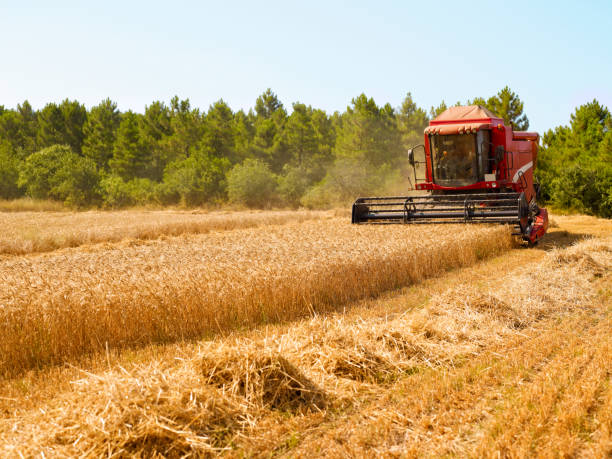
[{"xmin": 1, "ymin": 0, "xmax": 610, "ymax": 134}]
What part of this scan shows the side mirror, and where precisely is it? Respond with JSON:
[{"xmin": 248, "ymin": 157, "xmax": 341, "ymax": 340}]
[
  {"xmin": 495, "ymin": 145, "xmax": 505, "ymax": 163},
  {"xmin": 407, "ymin": 149, "xmax": 415, "ymax": 166}
]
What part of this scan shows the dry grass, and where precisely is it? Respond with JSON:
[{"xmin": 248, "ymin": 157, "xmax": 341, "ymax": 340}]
[
  {"xmin": 0, "ymin": 209, "xmax": 335, "ymax": 255},
  {"xmin": 0, "ymin": 218, "xmax": 511, "ymax": 377},
  {"xmin": 0, "ymin": 198, "xmax": 67, "ymax": 213},
  {"xmin": 1, "ymin": 232, "xmax": 609, "ymax": 457},
  {"xmin": 551, "ymin": 213, "xmax": 612, "ymax": 238}
]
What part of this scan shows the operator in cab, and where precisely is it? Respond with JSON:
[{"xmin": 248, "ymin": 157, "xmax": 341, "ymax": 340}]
[{"xmin": 433, "ymin": 135, "xmax": 477, "ymax": 186}]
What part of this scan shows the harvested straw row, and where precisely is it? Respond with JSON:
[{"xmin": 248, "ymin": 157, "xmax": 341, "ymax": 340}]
[
  {"xmin": 2, "ymin": 236, "xmax": 609, "ymax": 457},
  {"xmin": 0, "ymin": 219, "xmax": 511, "ymax": 377},
  {"xmin": 0, "ymin": 209, "xmax": 334, "ymax": 255},
  {"xmin": 288, "ymin": 237, "xmax": 612, "ymax": 458}
]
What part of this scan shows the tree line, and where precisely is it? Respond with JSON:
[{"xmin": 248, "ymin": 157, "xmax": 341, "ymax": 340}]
[
  {"xmin": 0, "ymin": 87, "xmax": 609, "ymax": 216},
  {"xmin": 537, "ymin": 100, "xmax": 611, "ymax": 217}
]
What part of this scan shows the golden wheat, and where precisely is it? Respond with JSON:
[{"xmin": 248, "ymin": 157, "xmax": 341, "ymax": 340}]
[
  {"xmin": 0, "ymin": 218, "xmax": 511, "ymax": 377},
  {"xmin": 0, "ymin": 208, "xmax": 335, "ymax": 255},
  {"xmin": 1, "ymin": 234, "xmax": 609, "ymax": 457}
]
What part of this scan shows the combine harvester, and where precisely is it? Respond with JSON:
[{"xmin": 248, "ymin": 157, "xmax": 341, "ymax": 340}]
[{"xmin": 352, "ymin": 105, "xmax": 548, "ymax": 245}]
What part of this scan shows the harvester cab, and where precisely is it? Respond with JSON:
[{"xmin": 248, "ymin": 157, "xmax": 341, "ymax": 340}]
[{"xmin": 352, "ymin": 105, "xmax": 548, "ymax": 245}]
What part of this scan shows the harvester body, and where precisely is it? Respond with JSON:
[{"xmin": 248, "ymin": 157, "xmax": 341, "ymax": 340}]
[{"xmin": 351, "ymin": 105, "xmax": 548, "ymax": 244}]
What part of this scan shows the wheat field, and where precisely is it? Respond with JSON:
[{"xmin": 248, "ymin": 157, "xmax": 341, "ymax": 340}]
[
  {"xmin": 0, "ymin": 225, "xmax": 610, "ymax": 457},
  {"xmin": 0, "ymin": 208, "xmax": 335, "ymax": 255},
  {"xmin": 0, "ymin": 217, "xmax": 510, "ymax": 377},
  {"xmin": 0, "ymin": 210, "xmax": 609, "ymax": 457}
]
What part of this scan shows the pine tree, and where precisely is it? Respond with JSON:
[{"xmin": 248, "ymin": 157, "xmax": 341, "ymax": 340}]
[
  {"xmin": 232, "ymin": 109, "xmax": 255, "ymax": 163},
  {"xmin": 201, "ymin": 100, "xmax": 236, "ymax": 162},
  {"xmin": 59, "ymin": 99, "xmax": 87, "ymax": 154},
  {"xmin": 398, "ymin": 92, "xmax": 428, "ymax": 148},
  {"xmin": 255, "ymin": 88, "xmax": 283, "ymax": 119},
  {"xmin": 252, "ymin": 89, "xmax": 288, "ymax": 171},
  {"xmin": 283, "ymin": 103, "xmax": 318, "ymax": 168},
  {"xmin": 162, "ymin": 96, "xmax": 204, "ymax": 164},
  {"xmin": 0, "ymin": 101, "xmax": 38, "ymax": 156},
  {"xmin": 37, "ymin": 103, "xmax": 66, "ymax": 148},
  {"xmin": 82, "ymin": 98, "xmax": 121, "ymax": 169},
  {"xmin": 335, "ymin": 94, "xmax": 402, "ymax": 167},
  {"xmin": 429, "ymin": 101, "xmax": 448, "ymax": 119},
  {"xmin": 110, "ymin": 111, "xmax": 150, "ymax": 179},
  {"xmin": 569, "ymin": 99, "xmax": 610, "ymax": 151},
  {"xmin": 486, "ymin": 86, "xmax": 529, "ymax": 131},
  {"xmin": 538, "ymin": 99, "xmax": 611, "ymax": 217},
  {"xmin": 17, "ymin": 100, "xmax": 38, "ymax": 154},
  {"xmin": 37, "ymin": 100, "xmax": 87, "ymax": 153},
  {"xmin": 140, "ymin": 101, "xmax": 172, "ymax": 180}
]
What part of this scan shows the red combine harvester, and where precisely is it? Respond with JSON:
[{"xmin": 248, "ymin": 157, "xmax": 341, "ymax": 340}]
[{"xmin": 351, "ymin": 105, "xmax": 548, "ymax": 244}]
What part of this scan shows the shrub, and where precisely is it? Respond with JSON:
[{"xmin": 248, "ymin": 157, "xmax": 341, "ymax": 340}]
[
  {"xmin": 300, "ymin": 158, "xmax": 395, "ymax": 209},
  {"xmin": 160, "ymin": 148, "xmax": 231, "ymax": 206},
  {"xmin": 18, "ymin": 145, "xmax": 100, "ymax": 207},
  {"xmin": 551, "ymin": 163, "xmax": 612, "ymax": 218},
  {"xmin": 277, "ymin": 166, "xmax": 310, "ymax": 208},
  {"xmin": 100, "ymin": 175, "xmax": 159, "ymax": 208},
  {"xmin": 300, "ymin": 181, "xmax": 336, "ymax": 209},
  {"xmin": 227, "ymin": 159, "xmax": 278, "ymax": 208},
  {"xmin": 0, "ymin": 142, "xmax": 22, "ymax": 199}
]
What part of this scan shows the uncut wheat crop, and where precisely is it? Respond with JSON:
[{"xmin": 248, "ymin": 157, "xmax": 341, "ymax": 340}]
[
  {"xmin": 0, "ymin": 208, "xmax": 334, "ymax": 255},
  {"xmin": 0, "ymin": 218, "xmax": 511, "ymax": 377}
]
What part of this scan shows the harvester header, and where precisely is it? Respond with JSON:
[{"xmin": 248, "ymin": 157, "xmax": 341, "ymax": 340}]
[{"xmin": 352, "ymin": 105, "xmax": 548, "ymax": 244}]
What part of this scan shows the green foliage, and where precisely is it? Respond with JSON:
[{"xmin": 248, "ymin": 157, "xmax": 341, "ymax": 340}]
[
  {"xmin": 161, "ymin": 147, "xmax": 231, "ymax": 206},
  {"xmin": 83, "ymin": 98, "xmax": 121, "ymax": 169},
  {"xmin": 398, "ymin": 92, "xmax": 429, "ymax": 149},
  {"xmin": 569, "ymin": 99, "xmax": 611, "ymax": 151},
  {"xmin": 227, "ymin": 159, "xmax": 278, "ymax": 208},
  {"xmin": 281, "ymin": 103, "xmax": 334, "ymax": 185},
  {"xmin": 0, "ymin": 101, "xmax": 38, "ymax": 155},
  {"xmin": 335, "ymin": 94, "xmax": 402, "ymax": 168},
  {"xmin": 549, "ymin": 164, "xmax": 611, "ymax": 218},
  {"xmin": 429, "ymin": 101, "xmax": 448, "ymax": 119},
  {"xmin": 60, "ymin": 99, "xmax": 88, "ymax": 154},
  {"xmin": 469, "ymin": 87, "xmax": 529, "ymax": 130},
  {"xmin": 18, "ymin": 145, "xmax": 100, "ymax": 207},
  {"xmin": 538, "ymin": 99, "xmax": 611, "ymax": 217},
  {"xmin": 301, "ymin": 157, "xmax": 393, "ymax": 208},
  {"xmin": 201, "ymin": 100, "xmax": 237, "ymax": 163},
  {"xmin": 162, "ymin": 97, "xmax": 205, "ymax": 164},
  {"xmin": 37, "ymin": 100, "xmax": 87, "ymax": 154},
  {"xmin": 99, "ymin": 175, "xmax": 159, "ymax": 208},
  {"xmin": 36, "ymin": 103, "xmax": 65, "ymax": 149},
  {"xmin": 110, "ymin": 111, "xmax": 151, "ymax": 179},
  {"xmin": 255, "ymin": 88, "xmax": 283, "ymax": 119},
  {"xmin": 233, "ymin": 109, "xmax": 255, "ymax": 162},
  {"xmin": 11, "ymin": 88, "xmax": 599, "ymax": 212},
  {"xmin": 283, "ymin": 103, "xmax": 318, "ymax": 166},
  {"xmin": 251, "ymin": 89, "xmax": 288, "ymax": 172},
  {"xmin": 487, "ymin": 86, "xmax": 529, "ymax": 131},
  {"xmin": 0, "ymin": 142, "xmax": 23, "ymax": 199},
  {"xmin": 278, "ymin": 166, "xmax": 310, "ymax": 207}
]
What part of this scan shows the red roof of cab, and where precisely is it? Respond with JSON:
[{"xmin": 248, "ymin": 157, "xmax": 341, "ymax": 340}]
[{"xmin": 431, "ymin": 105, "xmax": 502, "ymax": 124}]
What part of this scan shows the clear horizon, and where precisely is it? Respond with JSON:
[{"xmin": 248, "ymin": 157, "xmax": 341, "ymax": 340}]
[{"xmin": 1, "ymin": 0, "xmax": 610, "ymax": 134}]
